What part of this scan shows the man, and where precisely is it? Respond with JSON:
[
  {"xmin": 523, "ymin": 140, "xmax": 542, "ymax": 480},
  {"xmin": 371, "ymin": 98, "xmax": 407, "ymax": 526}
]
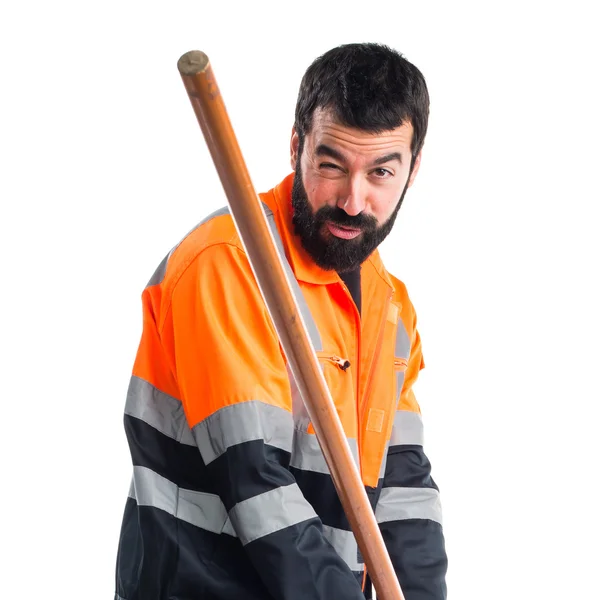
[{"xmin": 115, "ymin": 43, "xmax": 447, "ymax": 599}]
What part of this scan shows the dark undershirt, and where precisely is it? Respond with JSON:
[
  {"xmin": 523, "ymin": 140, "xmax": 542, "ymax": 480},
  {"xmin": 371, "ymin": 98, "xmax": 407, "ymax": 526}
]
[{"xmin": 338, "ymin": 268, "xmax": 361, "ymax": 315}]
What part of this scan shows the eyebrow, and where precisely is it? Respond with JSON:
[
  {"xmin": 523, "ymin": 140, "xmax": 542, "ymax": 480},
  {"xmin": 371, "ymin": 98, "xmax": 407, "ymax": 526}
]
[
  {"xmin": 373, "ymin": 152, "xmax": 403, "ymax": 166},
  {"xmin": 315, "ymin": 144, "xmax": 403, "ymax": 166},
  {"xmin": 315, "ymin": 144, "xmax": 346, "ymax": 163}
]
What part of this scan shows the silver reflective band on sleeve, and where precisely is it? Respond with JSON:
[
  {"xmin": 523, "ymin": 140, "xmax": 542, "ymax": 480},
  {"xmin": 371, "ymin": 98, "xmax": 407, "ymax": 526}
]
[
  {"xmin": 376, "ymin": 486, "xmax": 443, "ymax": 525},
  {"xmin": 263, "ymin": 205, "xmax": 323, "ymax": 353},
  {"xmin": 129, "ymin": 465, "xmax": 236, "ymax": 536},
  {"xmin": 389, "ymin": 410, "xmax": 424, "ymax": 446},
  {"xmin": 291, "ymin": 429, "xmax": 359, "ymax": 474},
  {"xmin": 147, "ymin": 206, "xmax": 231, "ymax": 287},
  {"xmin": 394, "ymin": 318, "xmax": 411, "ymax": 360},
  {"xmin": 192, "ymin": 400, "xmax": 294, "ymax": 465},
  {"xmin": 125, "ymin": 376, "xmax": 195, "ymax": 446},
  {"xmin": 322, "ymin": 525, "xmax": 364, "ymax": 572},
  {"xmin": 230, "ymin": 483, "xmax": 318, "ymax": 546}
]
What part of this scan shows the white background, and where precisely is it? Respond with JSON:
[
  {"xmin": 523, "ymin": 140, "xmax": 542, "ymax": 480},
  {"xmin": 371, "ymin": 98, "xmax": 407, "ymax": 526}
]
[{"xmin": 1, "ymin": 1, "xmax": 598, "ymax": 598}]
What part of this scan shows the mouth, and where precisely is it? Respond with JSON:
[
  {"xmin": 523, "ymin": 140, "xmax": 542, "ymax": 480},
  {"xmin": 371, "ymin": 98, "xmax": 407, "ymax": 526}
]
[{"xmin": 325, "ymin": 221, "xmax": 362, "ymax": 240}]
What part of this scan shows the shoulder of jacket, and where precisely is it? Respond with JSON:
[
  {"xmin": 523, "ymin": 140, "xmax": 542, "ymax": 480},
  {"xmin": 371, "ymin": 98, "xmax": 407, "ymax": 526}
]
[
  {"xmin": 157, "ymin": 209, "xmax": 248, "ymax": 292},
  {"xmin": 166, "ymin": 191, "xmax": 282, "ymax": 276},
  {"xmin": 177, "ymin": 207, "xmax": 241, "ymax": 254}
]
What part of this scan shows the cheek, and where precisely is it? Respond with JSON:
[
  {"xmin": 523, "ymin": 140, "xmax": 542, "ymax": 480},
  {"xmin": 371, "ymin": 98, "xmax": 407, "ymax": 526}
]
[
  {"xmin": 369, "ymin": 189, "xmax": 402, "ymax": 222},
  {"xmin": 304, "ymin": 174, "xmax": 339, "ymax": 211}
]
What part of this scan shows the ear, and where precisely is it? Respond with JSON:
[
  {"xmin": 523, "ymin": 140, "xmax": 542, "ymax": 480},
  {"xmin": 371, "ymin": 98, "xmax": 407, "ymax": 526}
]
[
  {"xmin": 290, "ymin": 127, "xmax": 300, "ymax": 171},
  {"xmin": 407, "ymin": 151, "xmax": 422, "ymax": 188}
]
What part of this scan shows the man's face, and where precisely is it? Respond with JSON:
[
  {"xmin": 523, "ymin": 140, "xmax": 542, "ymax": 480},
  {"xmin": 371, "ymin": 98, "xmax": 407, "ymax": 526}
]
[{"xmin": 290, "ymin": 108, "xmax": 421, "ymax": 272}]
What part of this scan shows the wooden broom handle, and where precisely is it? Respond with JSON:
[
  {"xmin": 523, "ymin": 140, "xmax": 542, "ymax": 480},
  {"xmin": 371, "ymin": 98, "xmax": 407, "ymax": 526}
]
[{"xmin": 177, "ymin": 50, "xmax": 405, "ymax": 600}]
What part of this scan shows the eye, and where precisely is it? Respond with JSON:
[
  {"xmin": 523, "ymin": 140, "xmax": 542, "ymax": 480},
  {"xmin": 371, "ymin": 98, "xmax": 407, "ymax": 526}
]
[
  {"xmin": 371, "ymin": 167, "xmax": 393, "ymax": 179},
  {"xmin": 319, "ymin": 162, "xmax": 343, "ymax": 171}
]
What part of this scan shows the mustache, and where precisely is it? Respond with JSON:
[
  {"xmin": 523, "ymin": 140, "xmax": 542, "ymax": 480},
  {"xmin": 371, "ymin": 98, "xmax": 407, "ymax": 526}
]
[{"xmin": 314, "ymin": 206, "xmax": 378, "ymax": 231}]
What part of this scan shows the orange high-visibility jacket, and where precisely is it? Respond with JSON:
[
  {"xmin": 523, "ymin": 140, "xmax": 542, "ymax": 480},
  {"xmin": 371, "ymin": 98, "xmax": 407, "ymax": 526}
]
[{"xmin": 115, "ymin": 173, "xmax": 447, "ymax": 600}]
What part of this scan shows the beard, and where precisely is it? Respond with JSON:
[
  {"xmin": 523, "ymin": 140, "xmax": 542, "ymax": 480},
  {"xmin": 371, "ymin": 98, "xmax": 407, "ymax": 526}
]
[{"xmin": 291, "ymin": 158, "xmax": 410, "ymax": 272}]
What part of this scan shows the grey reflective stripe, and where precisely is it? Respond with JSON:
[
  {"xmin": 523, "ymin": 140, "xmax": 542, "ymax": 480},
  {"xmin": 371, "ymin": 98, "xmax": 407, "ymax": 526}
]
[
  {"xmin": 394, "ymin": 318, "xmax": 411, "ymax": 402},
  {"xmin": 376, "ymin": 486, "xmax": 443, "ymax": 525},
  {"xmin": 263, "ymin": 205, "xmax": 322, "ymax": 353},
  {"xmin": 125, "ymin": 376, "xmax": 195, "ymax": 446},
  {"xmin": 389, "ymin": 410, "xmax": 424, "ymax": 446},
  {"xmin": 147, "ymin": 251, "xmax": 172, "ymax": 288},
  {"xmin": 291, "ymin": 429, "xmax": 359, "ymax": 474},
  {"xmin": 380, "ymin": 410, "xmax": 424, "ymax": 480},
  {"xmin": 394, "ymin": 318, "xmax": 411, "ymax": 360},
  {"xmin": 179, "ymin": 486, "xmax": 237, "ymax": 537},
  {"xmin": 230, "ymin": 483, "xmax": 318, "ymax": 545},
  {"xmin": 322, "ymin": 525, "xmax": 364, "ymax": 572},
  {"xmin": 128, "ymin": 465, "xmax": 236, "ymax": 536},
  {"xmin": 192, "ymin": 400, "xmax": 294, "ymax": 465},
  {"xmin": 395, "ymin": 370, "xmax": 406, "ymax": 403},
  {"xmin": 147, "ymin": 206, "xmax": 231, "ymax": 287}
]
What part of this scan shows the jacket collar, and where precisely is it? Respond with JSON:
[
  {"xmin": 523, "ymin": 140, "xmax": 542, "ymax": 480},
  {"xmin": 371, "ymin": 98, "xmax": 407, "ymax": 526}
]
[{"xmin": 262, "ymin": 173, "xmax": 395, "ymax": 291}]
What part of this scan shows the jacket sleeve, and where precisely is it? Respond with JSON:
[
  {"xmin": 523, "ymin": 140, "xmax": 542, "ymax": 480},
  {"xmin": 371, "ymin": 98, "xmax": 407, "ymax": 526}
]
[
  {"xmin": 170, "ymin": 242, "xmax": 365, "ymax": 600},
  {"xmin": 376, "ymin": 314, "xmax": 448, "ymax": 600}
]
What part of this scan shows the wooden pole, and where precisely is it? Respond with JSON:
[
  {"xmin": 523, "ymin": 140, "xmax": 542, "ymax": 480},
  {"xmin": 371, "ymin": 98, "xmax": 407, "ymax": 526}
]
[{"xmin": 177, "ymin": 50, "xmax": 405, "ymax": 600}]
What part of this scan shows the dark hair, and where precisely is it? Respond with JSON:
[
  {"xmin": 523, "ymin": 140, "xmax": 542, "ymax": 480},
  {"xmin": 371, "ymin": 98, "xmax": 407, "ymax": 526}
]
[{"xmin": 294, "ymin": 43, "xmax": 430, "ymax": 160}]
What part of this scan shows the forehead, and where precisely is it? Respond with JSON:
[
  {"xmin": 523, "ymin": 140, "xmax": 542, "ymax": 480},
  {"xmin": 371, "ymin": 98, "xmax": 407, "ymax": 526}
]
[{"xmin": 307, "ymin": 108, "xmax": 413, "ymax": 156}]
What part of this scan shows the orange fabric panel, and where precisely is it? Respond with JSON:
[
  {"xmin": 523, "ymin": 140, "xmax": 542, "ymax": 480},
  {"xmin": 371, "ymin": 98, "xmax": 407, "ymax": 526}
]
[
  {"xmin": 359, "ymin": 283, "xmax": 425, "ymax": 486},
  {"xmin": 169, "ymin": 242, "xmax": 293, "ymax": 428},
  {"xmin": 158, "ymin": 214, "xmax": 238, "ymax": 331},
  {"xmin": 358, "ymin": 313, "xmax": 397, "ymax": 487},
  {"xmin": 132, "ymin": 286, "xmax": 180, "ymax": 400}
]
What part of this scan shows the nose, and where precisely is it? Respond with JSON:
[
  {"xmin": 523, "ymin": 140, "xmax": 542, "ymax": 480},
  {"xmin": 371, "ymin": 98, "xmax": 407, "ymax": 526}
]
[{"xmin": 336, "ymin": 176, "xmax": 366, "ymax": 216}]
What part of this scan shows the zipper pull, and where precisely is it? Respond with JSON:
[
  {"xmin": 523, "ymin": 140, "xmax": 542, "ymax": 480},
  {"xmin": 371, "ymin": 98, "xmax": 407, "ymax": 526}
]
[{"xmin": 331, "ymin": 355, "xmax": 351, "ymax": 371}]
